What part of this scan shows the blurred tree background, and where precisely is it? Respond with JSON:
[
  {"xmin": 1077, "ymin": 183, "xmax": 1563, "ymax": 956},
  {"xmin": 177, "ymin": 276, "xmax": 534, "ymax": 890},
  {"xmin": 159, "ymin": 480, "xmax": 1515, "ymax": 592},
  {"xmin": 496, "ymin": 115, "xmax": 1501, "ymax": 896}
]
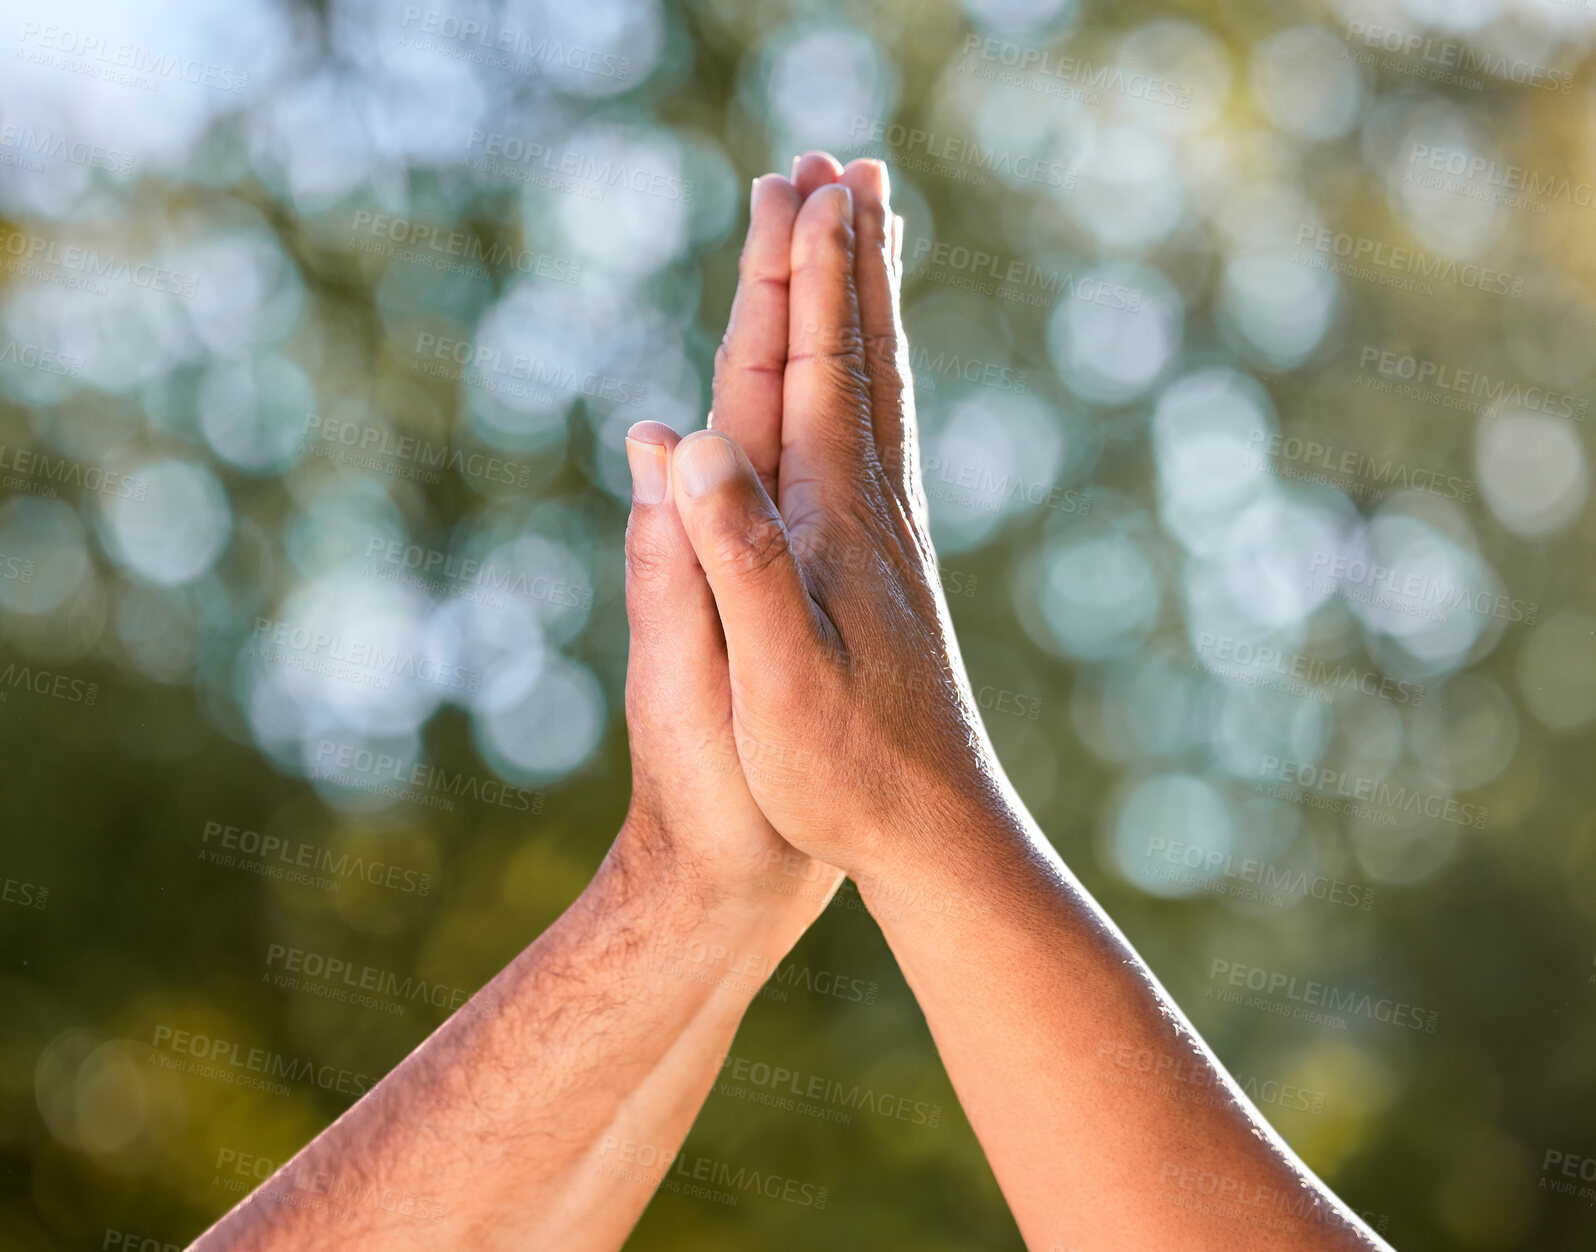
[{"xmin": 2, "ymin": 0, "xmax": 1596, "ymax": 1247}]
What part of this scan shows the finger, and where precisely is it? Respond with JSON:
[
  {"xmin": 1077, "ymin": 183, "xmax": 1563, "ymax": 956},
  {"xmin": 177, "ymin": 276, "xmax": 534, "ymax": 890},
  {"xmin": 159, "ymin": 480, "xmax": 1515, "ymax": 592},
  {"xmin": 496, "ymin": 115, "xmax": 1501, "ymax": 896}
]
[
  {"xmin": 709, "ymin": 174, "xmax": 800, "ymax": 499},
  {"xmin": 792, "ymin": 150, "xmax": 844, "ymax": 198},
  {"xmin": 782, "ymin": 182, "xmax": 873, "ymax": 532},
  {"xmin": 670, "ymin": 431, "xmax": 827, "ymax": 695},
  {"xmin": 839, "ymin": 158, "xmax": 915, "ymax": 502},
  {"xmin": 623, "ymin": 421, "xmax": 729, "ymax": 739}
]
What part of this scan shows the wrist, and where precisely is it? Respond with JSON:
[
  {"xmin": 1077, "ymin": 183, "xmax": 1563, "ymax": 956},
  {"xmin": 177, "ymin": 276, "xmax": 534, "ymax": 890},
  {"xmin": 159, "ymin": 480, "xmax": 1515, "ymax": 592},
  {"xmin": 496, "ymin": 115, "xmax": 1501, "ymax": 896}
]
[
  {"xmin": 852, "ymin": 789, "xmax": 1031, "ymax": 926},
  {"xmin": 606, "ymin": 815, "xmax": 824, "ymax": 984}
]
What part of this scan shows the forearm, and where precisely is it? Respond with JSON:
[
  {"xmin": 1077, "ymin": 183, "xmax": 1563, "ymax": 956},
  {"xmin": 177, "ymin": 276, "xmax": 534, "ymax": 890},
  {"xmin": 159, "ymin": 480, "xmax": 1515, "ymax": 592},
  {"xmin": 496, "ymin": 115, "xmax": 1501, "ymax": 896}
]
[
  {"xmin": 858, "ymin": 800, "xmax": 1390, "ymax": 1252},
  {"xmin": 193, "ymin": 820, "xmax": 812, "ymax": 1252}
]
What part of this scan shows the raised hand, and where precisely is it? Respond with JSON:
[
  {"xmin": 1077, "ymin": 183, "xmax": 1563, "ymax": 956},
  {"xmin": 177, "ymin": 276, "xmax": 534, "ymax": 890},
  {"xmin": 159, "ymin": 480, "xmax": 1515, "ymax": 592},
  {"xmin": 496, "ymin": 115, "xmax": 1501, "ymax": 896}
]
[
  {"xmin": 667, "ymin": 155, "xmax": 1015, "ymax": 888},
  {"xmin": 189, "ymin": 171, "xmax": 852, "ymax": 1252},
  {"xmin": 620, "ymin": 172, "xmax": 844, "ymax": 915},
  {"xmin": 665, "ymin": 153, "xmax": 1391, "ymax": 1252}
]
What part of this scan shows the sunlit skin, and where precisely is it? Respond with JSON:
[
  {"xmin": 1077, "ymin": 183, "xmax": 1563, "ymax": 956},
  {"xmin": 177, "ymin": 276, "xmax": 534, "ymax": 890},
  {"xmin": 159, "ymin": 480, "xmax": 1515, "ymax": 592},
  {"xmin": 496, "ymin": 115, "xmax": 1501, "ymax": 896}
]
[
  {"xmin": 189, "ymin": 160, "xmax": 841, "ymax": 1252},
  {"xmin": 192, "ymin": 151, "xmax": 1391, "ymax": 1252},
  {"xmin": 666, "ymin": 152, "xmax": 1393, "ymax": 1252}
]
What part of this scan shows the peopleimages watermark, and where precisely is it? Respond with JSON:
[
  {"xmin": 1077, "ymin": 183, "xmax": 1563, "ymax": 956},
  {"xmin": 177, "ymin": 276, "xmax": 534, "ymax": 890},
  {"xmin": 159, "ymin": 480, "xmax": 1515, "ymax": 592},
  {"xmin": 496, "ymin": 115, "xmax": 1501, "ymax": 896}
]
[
  {"xmin": 0, "ymin": 659, "xmax": 98, "ymax": 707},
  {"xmin": 198, "ymin": 820, "xmax": 433, "ymax": 896},
  {"xmin": 909, "ymin": 234, "xmax": 1144, "ymax": 311},
  {"xmin": 1258, "ymin": 756, "xmax": 1488, "ymax": 831},
  {"xmin": 147, "ymin": 1025, "xmax": 374, "ymax": 1098},
  {"xmin": 311, "ymin": 740, "xmax": 545, "ymax": 815},
  {"xmin": 0, "ymin": 124, "xmax": 135, "ymax": 175},
  {"xmin": 212, "ymin": 1147, "xmax": 448, "ymax": 1222},
  {"xmin": 408, "ymin": 332, "xmax": 648, "ymax": 409},
  {"xmin": 715, "ymin": 1052, "xmax": 943, "ymax": 1129},
  {"xmin": 361, "ymin": 536, "xmax": 594, "ymax": 611},
  {"xmin": 1293, "ymin": 224, "xmax": 1525, "ymax": 299},
  {"xmin": 648, "ymin": 931, "xmax": 881, "ymax": 1008},
  {"xmin": 465, "ymin": 130, "xmax": 694, "ymax": 203},
  {"xmin": 0, "ymin": 445, "xmax": 147, "ymax": 500},
  {"xmin": 1097, "ymin": 1040, "xmax": 1330, "ymax": 1116},
  {"xmin": 922, "ymin": 453, "xmax": 1091, "ymax": 517},
  {"xmin": 1542, "ymin": 1150, "xmax": 1596, "ymax": 1206},
  {"xmin": 1243, "ymin": 428, "xmax": 1475, "ymax": 503},
  {"xmin": 264, "ymin": 943, "xmax": 487, "ymax": 1020},
  {"xmin": 823, "ymin": 539, "xmax": 981, "ymax": 601},
  {"xmin": 1356, "ymin": 346, "xmax": 1586, "ymax": 421},
  {"xmin": 1195, "ymin": 632, "xmax": 1425, "ymax": 707},
  {"xmin": 956, "ymin": 34, "xmax": 1193, "ymax": 108},
  {"xmin": 941, "ymin": 567, "xmax": 979, "ymax": 599},
  {"xmin": 0, "ymin": 225, "xmax": 198, "ymax": 298},
  {"xmin": 0, "ymin": 336, "xmax": 86, "ymax": 379},
  {"xmin": 347, "ymin": 210, "xmax": 582, "ymax": 283},
  {"xmin": 792, "ymin": 318, "xmax": 1029, "ymax": 397},
  {"xmin": 763, "ymin": 849, "xmax": 996, "ymax": 926},
  {"xmin": 1142, "ymin": 836, "xmax": 1376, "ymax": 912},
  {"xmin": 299, "ymin": 413, "xmax": 532, "ymax": 488},
  {"xmin": 847, "ymin": 116, "xmax": 1075, "ymax": 190},
  {"xmin": 16, "ymin": 22, "xmax": 250, "ymax": 94},
  {"xmin": 595, "ymin": 1136, "xmax": 829, "ymax": 1209},
  {"xmin": 909, "ymin": 345, "xmax": 1028, "ymax": 396},
  {"xmin": 102, "ymin": 1231, "xmax": 182, "ymax": 1252},
  {"xmin": 398, "ymin": 7, "xmax": 631, "ymax": 81},
  {"xmin": 0, "ymin": 872, "xmax": 48, "ymax": 910},
  {"xmin": 1402, "ymin": 144, "xmax": 1593, "ymax": 218},
  {"xmin": 248, "ymin": 617, "xmax": 482, "ymax": 694},
  {"xmin": 1306, "ymin": 551, "xmax": 1538, "ymax": 627},
  {"xmin": 975, "ymin": 684, "xmax": 1042, "ymax": 721},
  {"xmin": 0, "ymin": 552, "xmax": 36, "ymax": 584},
  {"xmin": 1206, "ymin": 959, "xmax": 1441, "ymax": 1035},
  {"xmin": 1158, "ymin": 1160, "xmax": 1391, "ymax": 1240},
  {"xmin": 1343, "ymin": 21, "xmax": 1573, "ymax": 94}
]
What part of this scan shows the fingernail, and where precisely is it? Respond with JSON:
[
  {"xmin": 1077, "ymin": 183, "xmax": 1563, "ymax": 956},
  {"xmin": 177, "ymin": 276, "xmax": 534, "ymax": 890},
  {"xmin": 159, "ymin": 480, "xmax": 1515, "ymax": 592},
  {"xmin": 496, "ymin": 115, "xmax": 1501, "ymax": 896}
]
[
  {"xmin": 874, "ymin": 159, "xmax": 891, "ymax": 208},
  {"xmin": 625, "ymin": 437, "xmax": 667, "ymax": 505},
  {"xmin": 676, "ymin": 433, "xmax": 742, "ymax": 498},
  {"xmin": 834, "ymin": 183, "xmax": 853, "ymax": 223},
  {"xmin": 790, "ymin": 155, "xmax": 801, "ymax": 180}
]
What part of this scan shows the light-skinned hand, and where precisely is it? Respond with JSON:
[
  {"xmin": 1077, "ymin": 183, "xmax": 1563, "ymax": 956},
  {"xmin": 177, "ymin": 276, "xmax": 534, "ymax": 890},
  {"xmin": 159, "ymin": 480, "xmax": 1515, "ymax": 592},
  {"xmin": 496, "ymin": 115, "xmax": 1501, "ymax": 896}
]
[{"xmin": 620, "ymin": 166, "xmax": 848, "ymax": 911}]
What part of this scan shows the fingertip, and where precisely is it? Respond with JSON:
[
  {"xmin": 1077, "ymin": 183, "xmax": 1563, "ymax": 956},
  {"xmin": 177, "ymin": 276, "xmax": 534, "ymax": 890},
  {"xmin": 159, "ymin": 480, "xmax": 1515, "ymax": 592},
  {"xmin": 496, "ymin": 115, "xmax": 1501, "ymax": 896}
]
[
  {"xmin": 793, "ymin": 150, "xmax": 844, "ymax": 198},
  {"xmin": 752, "ymin": 171, "xmax": 799, "ymax": 209},
  {"xmin": 802, "ymin": 182, "xmax": 853, "ymax": 238},
  {"xmin": 673, "ymin": 429, "xmax": 751, "ymax": 500},
  {"xmin": 841, "ymin": 157, "xmax": 889, "ymax": 210},
  {"xmin": 627, "ymin": 419, "xmax": 681, "ymax": 449},
  {"xmin": 624, "ymin": 435, "xmax": 670, "ymax": 506}
]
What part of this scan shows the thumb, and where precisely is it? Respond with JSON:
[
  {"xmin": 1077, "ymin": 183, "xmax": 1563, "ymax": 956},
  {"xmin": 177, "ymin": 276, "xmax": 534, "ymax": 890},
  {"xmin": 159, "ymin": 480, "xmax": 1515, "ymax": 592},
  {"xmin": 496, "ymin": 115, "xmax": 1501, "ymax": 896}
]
[
  {"xmin": 670, "ymin": 430, "xmax": 823, "ymax": 669},
  {"xmin": 621, "ymin": 421, "xmax": 727, "ymax": 737}
]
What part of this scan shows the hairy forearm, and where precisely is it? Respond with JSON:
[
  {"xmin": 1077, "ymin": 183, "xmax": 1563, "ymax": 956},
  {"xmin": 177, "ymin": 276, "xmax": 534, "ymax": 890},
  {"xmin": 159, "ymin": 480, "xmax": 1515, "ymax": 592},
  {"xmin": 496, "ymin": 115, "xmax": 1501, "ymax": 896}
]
[
  {"xmin": 858, "ymin": 800, "xmax": 1391, "ymax": 1252},
  {"xmin": 192, "ymin": 822, "xmax": 812, "ymax": 1252}
]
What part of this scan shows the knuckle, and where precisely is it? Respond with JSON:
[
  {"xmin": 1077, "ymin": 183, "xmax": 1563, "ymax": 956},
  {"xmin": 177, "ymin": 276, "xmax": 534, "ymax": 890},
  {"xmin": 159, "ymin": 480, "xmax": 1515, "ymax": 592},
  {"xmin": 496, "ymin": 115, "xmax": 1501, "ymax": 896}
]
[
  {"xmin": 861, "ymin": 325, "xmax": 898, "ymax": 361},
  {"xmin": 736, "ymin": 253, "xmax": 788, "ymax": 290},
  {"xmin": 623, "ymin": 515, "xmax": 674, "ymax": 582},
  {"xmin": 713, "ymin": 511, "xmax": 791, "ymax": 583},
  {"xmin": 805, "ymin": 350, "xmax": 872, "ymax": 402}
]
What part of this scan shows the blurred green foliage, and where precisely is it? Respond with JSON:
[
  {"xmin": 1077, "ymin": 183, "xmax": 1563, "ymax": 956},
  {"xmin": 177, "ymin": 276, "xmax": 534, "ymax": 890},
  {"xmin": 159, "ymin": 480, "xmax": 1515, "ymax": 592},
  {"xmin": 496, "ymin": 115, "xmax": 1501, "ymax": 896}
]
[{"xmin": 2, "ymin": 0, "xmax": 1596, "ymax": 1249}]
